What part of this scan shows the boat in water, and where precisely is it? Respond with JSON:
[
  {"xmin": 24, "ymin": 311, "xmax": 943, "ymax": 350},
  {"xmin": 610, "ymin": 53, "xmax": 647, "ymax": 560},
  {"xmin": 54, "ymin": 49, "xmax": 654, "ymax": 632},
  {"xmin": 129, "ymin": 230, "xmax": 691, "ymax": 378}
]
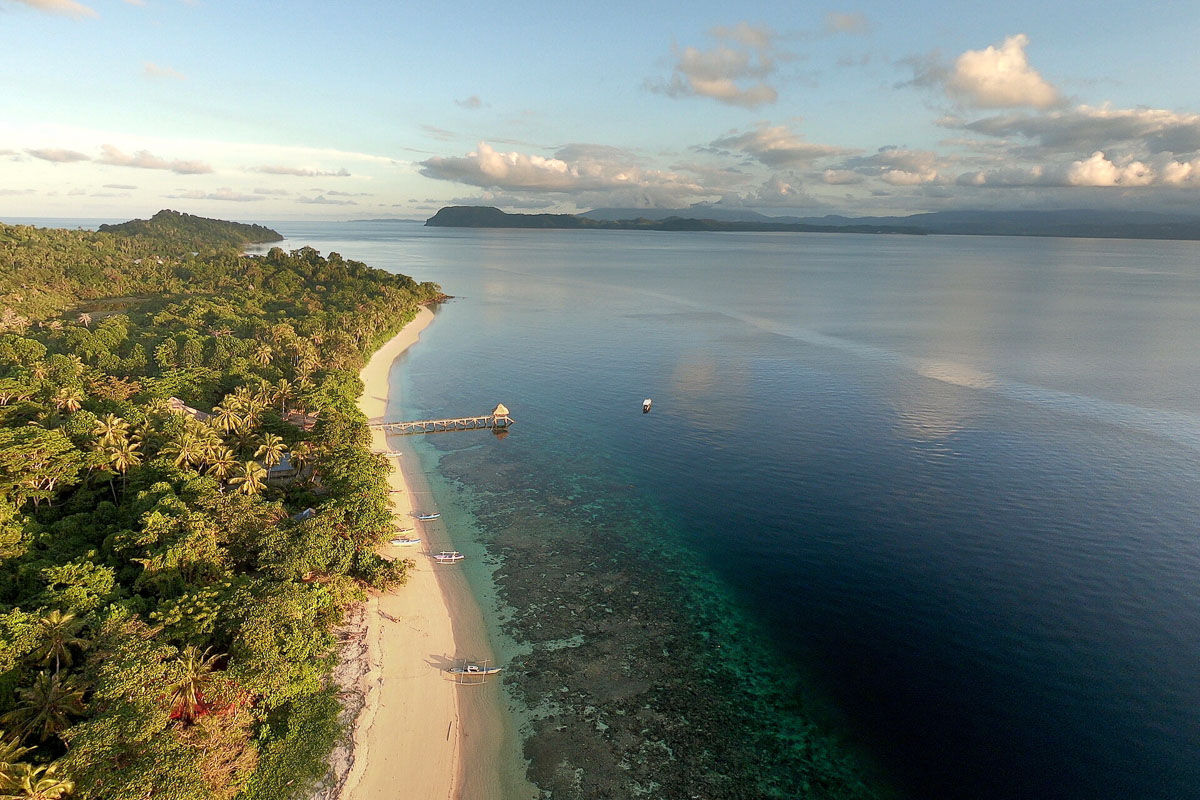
[
  {"xmin": 414, "ymin": 512, "xmax": 441, "ymax": 520},
  {"xmin": 433, "ymin": 550, "xmax": 464, "ymax": 563},
  {"xmin": 643, "ymin": 398, "xmax": 652, "ymax": 413}
]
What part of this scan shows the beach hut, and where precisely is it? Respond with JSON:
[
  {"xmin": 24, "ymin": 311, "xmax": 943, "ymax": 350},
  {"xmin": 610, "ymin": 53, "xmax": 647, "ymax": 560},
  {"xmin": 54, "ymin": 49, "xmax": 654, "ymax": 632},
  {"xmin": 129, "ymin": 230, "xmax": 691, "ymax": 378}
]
[{"xmin": 491, "ymin": 403, "xmax": 512, "ymax": 428}]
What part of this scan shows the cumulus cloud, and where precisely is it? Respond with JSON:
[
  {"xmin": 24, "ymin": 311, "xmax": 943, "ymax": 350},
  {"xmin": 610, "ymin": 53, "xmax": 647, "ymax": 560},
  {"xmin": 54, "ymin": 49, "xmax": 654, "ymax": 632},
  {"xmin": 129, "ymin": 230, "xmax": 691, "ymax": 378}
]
[
  {"xmin": 419, "ymin": 141, "xmax": 714, "ymax": 206},
  {"xmin": 165, "ymin": 188, "xmax": 262, "ymax": 202},
  {"xmin": 143, "ymin": 62, "xmax": 185, "ymax": 80},
  {"xmin": 98, "ymin": 144, "xmax": 212, "ymax": 174},
  {"xmin": 710, "ymin": 123, "xmax": 856, "ymax": 167},
  {"xmin": 455, "ymin": 95, "xmax": 484, "ymax": 110},
  {"xmin": 648, "ymin": 22, "xmax": 782, "ymax": 108},
  {"xmin": 8, "ymin": 0, "xmax": 96, "ymax": 18},
  {"xmin": 825, "ymin": 12, "xmax": 869, "ymax": 35},
  {"xmin": 251, "ymin": 165, "xmax": 351, "ymax": 177},
  {"xmin": 831, "ymin": 146, "xmax": 953, "ymax": 186},
  {"xmin": 946, "ymin": 34, "xmax": 1061, "ymax": 109},
  {"xmin": 957, "ymin": 152, "xmax": 1200, "ymax": 188},
  {"xmin": 26, "ymin": 147, "xmax": 90, "ymax": 163}
]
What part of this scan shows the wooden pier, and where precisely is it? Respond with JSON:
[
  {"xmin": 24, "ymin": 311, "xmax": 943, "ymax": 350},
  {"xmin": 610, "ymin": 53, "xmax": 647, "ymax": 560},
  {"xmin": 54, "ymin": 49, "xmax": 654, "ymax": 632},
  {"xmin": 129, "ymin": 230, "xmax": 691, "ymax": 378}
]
[{"xmin": 369, "ymin": 404, "xmax": 514, "ymax": 436}]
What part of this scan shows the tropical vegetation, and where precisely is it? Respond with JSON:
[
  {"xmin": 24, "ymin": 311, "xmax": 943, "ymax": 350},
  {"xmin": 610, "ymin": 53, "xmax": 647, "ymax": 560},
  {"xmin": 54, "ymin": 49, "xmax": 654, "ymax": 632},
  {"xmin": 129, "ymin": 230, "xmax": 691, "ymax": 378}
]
[{"xmin": 0, "ymin": 212, "xmax": 441, "ymax": 798}]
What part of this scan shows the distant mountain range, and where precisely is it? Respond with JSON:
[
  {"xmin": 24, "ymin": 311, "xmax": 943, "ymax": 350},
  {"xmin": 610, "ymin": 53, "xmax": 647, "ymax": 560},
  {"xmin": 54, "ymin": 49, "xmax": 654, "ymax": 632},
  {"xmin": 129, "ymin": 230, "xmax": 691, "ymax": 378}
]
[
  {"xmin": 424, "ymin": 206, "xmax": 925, "ymax": 235},
  {"xmin": 424, "ymin": 205, "xmax": 1200, "ymax": 240},
  {"xmin": 582, "ymin": 207, "xmax": 1200, "ymax": 240}
]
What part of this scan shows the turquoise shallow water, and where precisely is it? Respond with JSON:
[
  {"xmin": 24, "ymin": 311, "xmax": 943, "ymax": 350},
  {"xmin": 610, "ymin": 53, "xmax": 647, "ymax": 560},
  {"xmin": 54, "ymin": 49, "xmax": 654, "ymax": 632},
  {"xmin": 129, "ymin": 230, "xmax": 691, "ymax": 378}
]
[{"xmin": 269, "ymin": 224, "xmax": 1200, "ymax": 799}]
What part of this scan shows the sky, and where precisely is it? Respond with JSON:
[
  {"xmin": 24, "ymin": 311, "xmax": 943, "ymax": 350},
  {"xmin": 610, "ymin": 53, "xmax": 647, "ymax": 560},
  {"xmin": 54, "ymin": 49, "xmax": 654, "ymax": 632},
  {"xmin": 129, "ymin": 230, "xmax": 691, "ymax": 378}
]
[{"xmin": 1, "ymin": 0, "xmax": 1199, "ymax": 220}]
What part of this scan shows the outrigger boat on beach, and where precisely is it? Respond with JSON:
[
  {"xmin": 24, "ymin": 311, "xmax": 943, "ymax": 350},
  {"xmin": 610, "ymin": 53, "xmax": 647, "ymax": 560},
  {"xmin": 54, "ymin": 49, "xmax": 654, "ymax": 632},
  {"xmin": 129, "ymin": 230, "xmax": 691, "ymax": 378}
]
[
  {"xmin": 433, "ymin": 551, "xmax": 464, "ymax": 563},
  {"xmin": 448, "ymin": 659, "xmax": 502, "ymax": 685},
  {"xmin": 389, "ymin": 536, "xmax": 421, "ymax": 546},
  {"xmin": 414, "ymin": 512, "xmax": 441, "ymax": 520}
]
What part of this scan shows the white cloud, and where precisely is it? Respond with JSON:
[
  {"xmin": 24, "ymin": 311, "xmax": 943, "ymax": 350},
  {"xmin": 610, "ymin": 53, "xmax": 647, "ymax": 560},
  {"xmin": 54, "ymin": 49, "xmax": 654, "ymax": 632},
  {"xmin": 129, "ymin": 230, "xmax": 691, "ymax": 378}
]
[
  {"xmin": 7, "ymin": 0, "xmax": 97, "ymax": 18},
  {"xmin": 956, "ymin": 152, "xmax": 1200, "ymax": 188},
  {"xmin": 881, "ymin": 168, "xmax": 939, "ymax": 186},
  {"xmin": 164, "ymin": 188, "xmax": 262, "ymax": 202},
  {"xmin": 98, "ymin": 144, "xmax": 212, "ymax": 174},
  {"xmin": 824, "ymin": 12, "xmax": 869, "ymax": 35},
  {"xmin": 822, "ymin": 169, "xmax": 864, "ymax": 185},
  {"xmin": 649, "ymin": 23, "xmax": 782, "ymax": 108},
  {"xmin": 455, "ymin": 95, "xmax": 484, "ymax": 110},
  {"xmin": 419, "ymin": 142, "xmax": 712, "ymax": 206},
  {"xmin": 103, "ymin": 183, "xmax": 137, "ymax": 189},
  {"xmin": 251, "ymin": 165, "xmax": 351, "ymax": 177},
  {"xmin": 143, "ymin": 62, "xmax": 185, "ymax": 80},
  {"xmin": 26, "ymin": 147, "xmax": 90, "ymax": 163},
  {"xmin": 252, "ymin": 187, "xmax": 290, "ymax": 196},
  {"xmin": 710, "ymin": 123, "xmax": 855, "ymax": 167},
  {"xmin": 956, "ymin": 105, "xmax": 1200, "ymax": 154},
  {"xmin": 946, "ymin": 34, "xmax": 1061, "ymax": 109},
  {"xmin": 1067, "ymin": 152, "xmax": 1154, "ymax": 187},
  {"xmin": 297, "ymin": 194, "xmax": 357, "ymax": 205}
]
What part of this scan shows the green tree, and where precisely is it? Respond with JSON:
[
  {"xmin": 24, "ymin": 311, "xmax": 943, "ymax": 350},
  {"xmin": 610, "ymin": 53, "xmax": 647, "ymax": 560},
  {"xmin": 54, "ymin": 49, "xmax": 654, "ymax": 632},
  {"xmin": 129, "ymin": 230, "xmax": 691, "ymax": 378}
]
[
  {"xmin": 34, "ymin": 611, "xmax": 86, "ymax": 676},
  {"xmin": 1, "ymin": 673, "xmax": 86, "ymax": 743},
  {"xmin": 229, "ymin": 461, "xmax": 266, "ymax": 496},
  {"xmin": 253, "ymin": 434, "xmax": 287, "ymax": 470},
  {"xmin": 0, "ymin": 761, "xmax": 75, "ymax": 799},
  {"xmin": 167, "ymin": 647, "xmax": 221, "ymax": 725}
]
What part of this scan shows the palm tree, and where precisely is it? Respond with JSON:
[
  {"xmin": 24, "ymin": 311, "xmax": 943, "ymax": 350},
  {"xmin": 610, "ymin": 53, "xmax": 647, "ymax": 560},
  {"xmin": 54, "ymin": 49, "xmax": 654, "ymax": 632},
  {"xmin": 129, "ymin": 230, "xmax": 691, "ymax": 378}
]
[
  {"xmin": 0, "ymin": 730, "xmax": 33, "ymax": 789},
  {"xmin": 204, "ymin": 447, "xmax": 238, "ymax": 483},
  {"xmin": 211, "ymin": 404, "xmax": 243, "ymax": 436},
  {"xmin": 106, "ymin": 439, "xmax": 141, "ymax": 497},
  {"xmin": 230, "ymin": 461, "xmax": 267, "ymax": 496},
  {"xmin": 160, "ymin": 434, "xmax": 203, "ymax": 469},
  {"xmin": 50, "ymin": 388, "xmax": 83, "ymax": 414},
  {"xmin": 0, "ymin": 673, "xmax": 85, "ymax": 743},
  {"xmin": 252, "ymin": 342, "xmax": 273, "ymax": 367},
  {"xmin": 34, "ymin": 612, "xmax": 86, "ymax": 676},
  {"xmin": 167, "ymin": 646, "xmax": 221, "ymax": 724},
  {"xmin": 75, "ymin": 312, "xmax": 91, "ymax": 329},
  {"xmin": 254, "ymin": 434, "xmax": 287, "ymax": 470},
  {"xmin": 2, "ymin": 762, "xmax": 75, "ymax": 799},
  {"xmin": 91, "ymin": 414, "xmax": 128, "ymax": 447},
  {"xmin": 273, "ymin": 378, "xmax": 295, "ymax": 414}
]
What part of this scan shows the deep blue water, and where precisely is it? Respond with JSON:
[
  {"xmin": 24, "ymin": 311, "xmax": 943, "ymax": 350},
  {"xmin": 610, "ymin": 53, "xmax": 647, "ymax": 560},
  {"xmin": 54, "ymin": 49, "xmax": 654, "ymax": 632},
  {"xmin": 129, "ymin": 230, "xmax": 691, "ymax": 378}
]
[{"xmin": 276, "ymin": 224, "xmax": 1198, "ymax": 798}]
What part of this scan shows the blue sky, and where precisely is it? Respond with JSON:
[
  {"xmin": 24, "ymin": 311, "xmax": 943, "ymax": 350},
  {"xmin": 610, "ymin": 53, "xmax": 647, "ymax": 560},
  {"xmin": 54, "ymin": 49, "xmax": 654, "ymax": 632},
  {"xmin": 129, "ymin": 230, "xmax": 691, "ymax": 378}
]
[{"xmin": 2, "ymin": 0, "xmax": 1199, "ymax": 219}]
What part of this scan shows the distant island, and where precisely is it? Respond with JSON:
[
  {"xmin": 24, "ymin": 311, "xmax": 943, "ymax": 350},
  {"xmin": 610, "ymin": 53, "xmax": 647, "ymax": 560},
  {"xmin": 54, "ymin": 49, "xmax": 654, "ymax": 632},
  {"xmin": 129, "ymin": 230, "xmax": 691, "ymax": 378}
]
[
  {"xmin": 99, "ymin": 208, "xmax": 283, "ymax": 249},
  {"xmin": 426, "ymin": 206, "xmax": 925, "ymax": 234},
  {"xmin": 428, "ymin": 205, "xmax": 1200, "ymax": 241},
  {"xmin": 349, "ymin": 218, "xmax": 426, "ymax": 224}
]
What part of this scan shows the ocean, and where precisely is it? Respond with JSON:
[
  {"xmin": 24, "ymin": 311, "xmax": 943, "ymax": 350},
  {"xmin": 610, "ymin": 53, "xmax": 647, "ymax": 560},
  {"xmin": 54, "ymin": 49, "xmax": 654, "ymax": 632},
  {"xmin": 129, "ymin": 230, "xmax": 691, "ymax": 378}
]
[{"xmin": 75, "ymin": 218, "xmax": 1200, "ymax": 798}]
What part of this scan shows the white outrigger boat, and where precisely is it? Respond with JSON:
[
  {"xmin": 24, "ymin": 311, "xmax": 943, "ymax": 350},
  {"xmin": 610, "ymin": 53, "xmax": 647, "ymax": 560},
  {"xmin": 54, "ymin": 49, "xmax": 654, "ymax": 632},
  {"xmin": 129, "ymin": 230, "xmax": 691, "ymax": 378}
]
[
  {"xmin": 414, "ymin": 512, "xmax": 441, "ymax": 520},
  {"xmin": 433, "ymin": 551, "xmax": 464, "ymax": 563},
  {"xmin": 448, "ymin": 659, "xmax": 502, "ymax": 684},
  {"xmin": 389, "ymin": 536, "xmax": 421, "ymax": 546}
]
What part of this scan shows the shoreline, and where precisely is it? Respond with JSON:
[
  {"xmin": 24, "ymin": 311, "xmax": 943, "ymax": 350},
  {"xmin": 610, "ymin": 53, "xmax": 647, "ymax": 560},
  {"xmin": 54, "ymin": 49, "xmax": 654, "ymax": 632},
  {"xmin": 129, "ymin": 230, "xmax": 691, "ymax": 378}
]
[{"xmin": 327, "ymin": 305, "xmax": 477, "ymax": 800}]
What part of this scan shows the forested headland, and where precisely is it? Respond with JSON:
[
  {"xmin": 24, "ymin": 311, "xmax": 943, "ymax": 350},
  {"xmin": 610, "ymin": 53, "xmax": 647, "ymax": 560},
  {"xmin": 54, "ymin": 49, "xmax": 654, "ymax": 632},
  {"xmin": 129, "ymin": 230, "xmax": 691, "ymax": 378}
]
[{"xmin": 0, "ymin": 212, "xmax": 441, "ymax": 799}]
